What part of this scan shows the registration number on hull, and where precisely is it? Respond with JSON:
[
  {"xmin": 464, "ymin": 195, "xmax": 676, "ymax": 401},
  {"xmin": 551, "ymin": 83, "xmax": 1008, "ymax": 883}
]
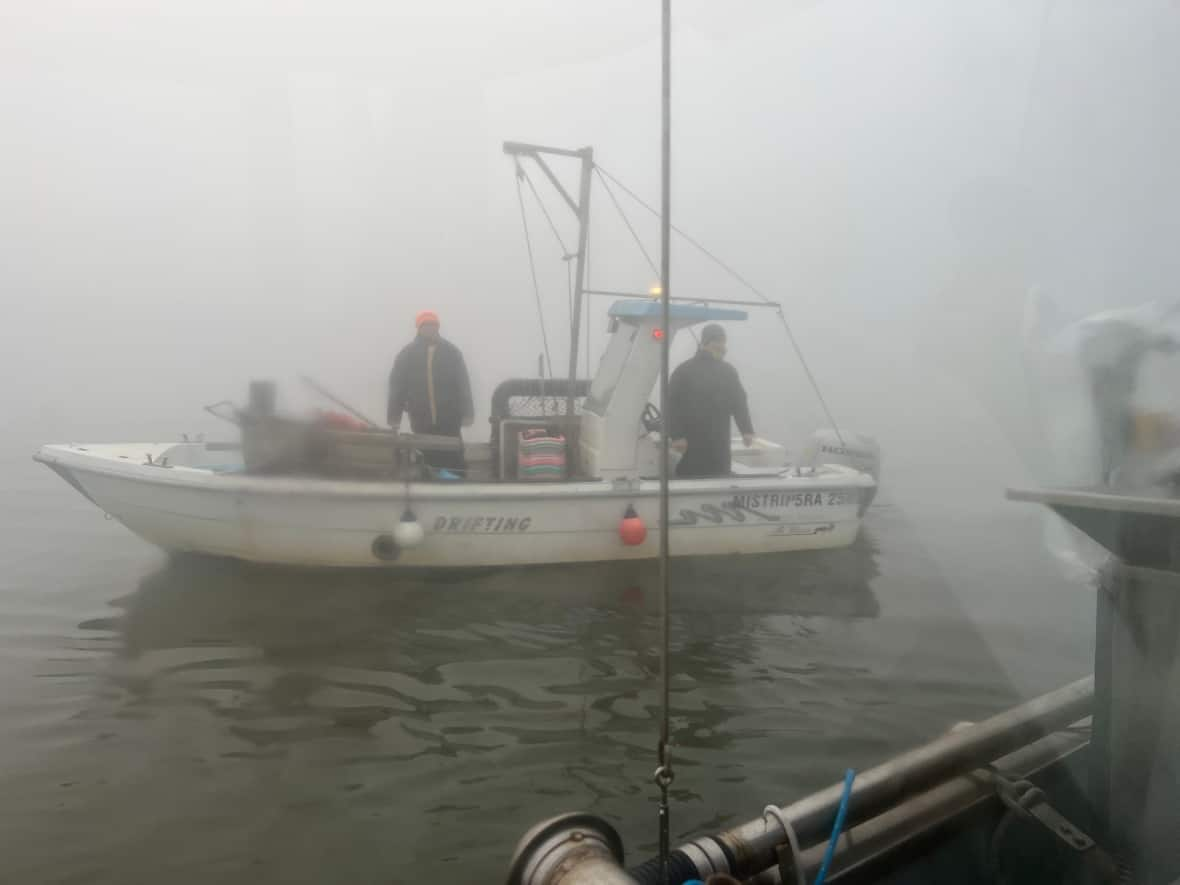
[
  {"xmin": 669, "ymin": 489, "xmax": 854, "ymax": 528},
  {"xmin": 731, "ymin": 490, "xmax": 852, "ymax": 509}
]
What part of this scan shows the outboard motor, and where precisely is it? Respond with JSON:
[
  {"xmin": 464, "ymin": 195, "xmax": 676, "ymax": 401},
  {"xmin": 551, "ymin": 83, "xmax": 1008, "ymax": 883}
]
[{"xmin": 800, "ymin": 428, "xmax": 881, "ymax": 483}]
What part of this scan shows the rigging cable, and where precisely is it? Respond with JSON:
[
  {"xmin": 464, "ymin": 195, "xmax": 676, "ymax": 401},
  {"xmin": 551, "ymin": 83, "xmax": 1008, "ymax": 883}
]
[
  {"xmin": 513, "ymin": 159, "xmax": 555, "ymax": 378},
  {"xmin": 595, "ymin": 166, "xmax": 696, "ymax": 346},
  {"xmin": 520, "ymin": 162, "xmax": 573, "ymax": 258},
  {"xmin": 519, "ymin": 158, "xmax": 582, "ymax": 404},
  {"xmin": 596, "ymin": 164, "xmax": 844, "ymax": 445},
  {"xmin": 596, "ymin": 167, "xmax": 660, "ymax": 278},
  {"xmin": 567, "ymin": 259, "xmax": 574, "ymax": 338}
]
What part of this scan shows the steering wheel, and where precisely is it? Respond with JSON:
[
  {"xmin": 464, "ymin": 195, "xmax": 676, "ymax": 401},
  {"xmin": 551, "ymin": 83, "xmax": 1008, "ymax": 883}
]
[{"xmin": 641, "ymin": 402, "xmax": 663, "ymax": 434}]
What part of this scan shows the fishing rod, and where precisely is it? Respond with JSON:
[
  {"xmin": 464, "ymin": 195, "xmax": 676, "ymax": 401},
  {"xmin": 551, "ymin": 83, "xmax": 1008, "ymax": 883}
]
[{"xmin": 299, "ymin": 374, "xmax": 380, "ymax": 428}]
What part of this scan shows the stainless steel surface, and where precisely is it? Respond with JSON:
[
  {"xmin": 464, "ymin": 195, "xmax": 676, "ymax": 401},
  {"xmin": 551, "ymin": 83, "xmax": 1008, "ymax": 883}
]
[
  {"xmin": 1007, "ymin": 486, "xmax": 1180, "ymax": 517},
  {"xmin": 1009, "ymin": 485, "xmax": 1180, "ymax": 570},
  {"xmin": 1016, "ymin": 483, "xmax": 1180, "ymax": 880},
  {"xmin": 507, "ymin": 813, "xmax": 632, "ymax": 885},
  {"xmin": 1096, "ymin": 562, "xmax": 1180, "ymax": 881},
  {"xmin": 679, "ymin": 840, "xmax": 726, "ymax": 877},
  {"xmin": 746, "ymin": 724, "xmax": 1090, "ymax": 884},
  {"xmin": 550, "ymin": 856, "xmax": 639, "ymax": 885},
  {"xmin": 685, "ymin": 676, "xmax": 1094, "ymax": 879}
]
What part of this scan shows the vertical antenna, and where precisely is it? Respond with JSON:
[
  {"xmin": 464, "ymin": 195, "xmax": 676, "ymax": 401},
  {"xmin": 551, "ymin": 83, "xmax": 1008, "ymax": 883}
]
[{"xmin": 656, "ymin": 0, "xmax": 674, "ymax": 882}]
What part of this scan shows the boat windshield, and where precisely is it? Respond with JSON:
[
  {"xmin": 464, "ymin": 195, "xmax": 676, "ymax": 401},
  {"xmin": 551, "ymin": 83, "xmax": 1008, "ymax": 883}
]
[{"xmin": 583, "ymin": 321, "xmax": 638, "ymax": 416}]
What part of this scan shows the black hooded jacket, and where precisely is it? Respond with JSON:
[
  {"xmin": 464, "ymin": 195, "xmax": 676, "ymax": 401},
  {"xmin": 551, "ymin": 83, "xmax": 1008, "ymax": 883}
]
[
  {"xmin": 667, "ymin": 350, "xmax": 753, "ymax": 477},
  {"xmin": 387, "ymin": 336, "xmax": 474, "ymax": 432}
]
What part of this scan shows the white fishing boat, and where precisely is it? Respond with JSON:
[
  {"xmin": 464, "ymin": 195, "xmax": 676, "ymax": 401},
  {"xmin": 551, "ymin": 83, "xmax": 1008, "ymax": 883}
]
[{"xmin": 35, "ymin": 145, "xmax": 880, "ymax": 570}]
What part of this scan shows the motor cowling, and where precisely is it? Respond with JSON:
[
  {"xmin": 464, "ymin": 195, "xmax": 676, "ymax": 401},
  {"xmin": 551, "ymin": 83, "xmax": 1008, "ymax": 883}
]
[{"xmin": 801, "ymin": 428, "xmax": 881, "ymax": 482}]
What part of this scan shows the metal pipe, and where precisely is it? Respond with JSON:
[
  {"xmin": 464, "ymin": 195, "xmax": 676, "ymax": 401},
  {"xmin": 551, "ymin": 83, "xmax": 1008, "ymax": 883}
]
[
  {"xmin": 582, "ymin": 288, "xmax": 781, "ymax": 309},
  {"xmin": 748, "ymin": 723, "xmax": 1091, "ymax": 884},
  {"xmin": 665, "ymin": 676, "xmax": 1094, "ymax": 880},
  {"xmin": 656, "ymin": 0, "xmax": 674, "ymax": 880},
  {"xmin": 551, "ymin": 856, "xmax": 638, "ymax": 885},
  {"xmin": 530, "ymin": 152, "xmax": 581, "ymax": 218},
  {"xmin": 507, "ymin": 813, "xmax": 635, "ymax": 885},
  {"xmin": 503, "ymin": 141, "xmax": 587, "ymax": 159},
  {"xmin": 565, "ymin": 148, "xmax": 594, "ymax": 423}
]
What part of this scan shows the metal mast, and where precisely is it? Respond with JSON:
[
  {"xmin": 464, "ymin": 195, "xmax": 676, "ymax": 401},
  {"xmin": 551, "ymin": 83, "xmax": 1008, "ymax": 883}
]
[
  {"xmin": 501, "ymin": 141, "xmax": 594, "ymax": 419},
  {"xmin": 655, "ymin": 0, "xmax": 675, "ymax": 881}
]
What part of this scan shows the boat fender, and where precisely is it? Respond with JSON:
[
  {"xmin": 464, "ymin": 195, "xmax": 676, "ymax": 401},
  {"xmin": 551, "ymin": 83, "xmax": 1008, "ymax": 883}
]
[
  {"xmin": 619, "ymin": 505, "xmax": 647, "ymax": 546},
  {"xmin": 372, "ymin": 534, "xmax": 400, "ymax": 561},
  {"xmin": 393, "ymin": 508, "xmax": 425, "ymax": 549}
]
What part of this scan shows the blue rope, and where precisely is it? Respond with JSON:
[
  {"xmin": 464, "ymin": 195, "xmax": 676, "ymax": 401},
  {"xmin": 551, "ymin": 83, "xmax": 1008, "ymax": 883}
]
[{"xmin": 813, "ymin": 769, "xmax": 856, "ymax": 885}]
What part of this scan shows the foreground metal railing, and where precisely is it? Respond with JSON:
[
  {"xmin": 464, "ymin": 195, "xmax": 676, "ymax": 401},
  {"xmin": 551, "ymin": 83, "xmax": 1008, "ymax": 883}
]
[{"xmin": 507, "ymin": 676, "xmax": 1094, "ymax": 885}]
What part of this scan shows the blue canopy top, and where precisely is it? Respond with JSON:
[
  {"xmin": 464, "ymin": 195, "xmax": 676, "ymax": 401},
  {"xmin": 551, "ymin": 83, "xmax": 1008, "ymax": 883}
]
[{"xmin": 608, "ymin": 299, "xmax": 748, "ymax": 322}]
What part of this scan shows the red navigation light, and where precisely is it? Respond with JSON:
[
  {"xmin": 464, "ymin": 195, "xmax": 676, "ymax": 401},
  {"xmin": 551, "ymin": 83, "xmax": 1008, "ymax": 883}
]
[{"xmin": 652, "ymin": 328, "xmax": 665, "ymax": 340}]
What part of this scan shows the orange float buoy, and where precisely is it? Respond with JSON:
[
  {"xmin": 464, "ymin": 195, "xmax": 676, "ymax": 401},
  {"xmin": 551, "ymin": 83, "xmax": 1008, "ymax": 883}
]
[{"xmin": 619, "ymin": 505, "xmax": 647, "ymax": 546}]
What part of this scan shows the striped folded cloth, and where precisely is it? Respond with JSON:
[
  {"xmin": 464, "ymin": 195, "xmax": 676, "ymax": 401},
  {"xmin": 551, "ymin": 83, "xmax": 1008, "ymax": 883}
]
[{"xmin": 518, "ymin": 429, "xmax": 567, "ymax": 480}]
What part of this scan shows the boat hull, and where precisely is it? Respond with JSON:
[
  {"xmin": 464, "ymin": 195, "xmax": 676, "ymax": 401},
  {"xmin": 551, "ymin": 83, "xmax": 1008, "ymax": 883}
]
[{"xmin": 35, "ymin": 443, "xmax": 874, "ymax": 568}]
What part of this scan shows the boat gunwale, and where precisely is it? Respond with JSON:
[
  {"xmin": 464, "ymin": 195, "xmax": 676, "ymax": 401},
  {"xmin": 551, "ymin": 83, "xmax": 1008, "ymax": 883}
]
[{"xmin": 35, "ymin": 443, "xmax": 875, "ymax": 501}]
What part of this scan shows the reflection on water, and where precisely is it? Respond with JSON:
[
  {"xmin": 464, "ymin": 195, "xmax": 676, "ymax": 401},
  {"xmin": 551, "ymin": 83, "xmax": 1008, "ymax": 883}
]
[
  {"xmin": 57, "ymin": 538, "xmax": 887, "ymax": 877},
  {"xmin": 3, "ymin": 509, "xmax": 1075, "ymax": 885},
  {"xmin": 85, "ymin": 536, "xmax": 882, "ymax": 757},
  {"xmin": 43, "ymin": 539, "xmax": 887, "ymax": 881}
]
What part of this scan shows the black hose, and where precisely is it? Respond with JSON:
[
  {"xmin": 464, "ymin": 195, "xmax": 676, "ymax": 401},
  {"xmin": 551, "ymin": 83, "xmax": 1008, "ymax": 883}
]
[{"xmin": 628, "ymin": 849, "xmax": 699, "ymax": 884}]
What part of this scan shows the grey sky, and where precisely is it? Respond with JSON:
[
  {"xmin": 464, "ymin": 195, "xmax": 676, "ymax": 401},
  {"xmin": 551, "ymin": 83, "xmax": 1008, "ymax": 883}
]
[{"xmin": 3, "ymin": 2, "xmax": 1179, "ymax": 494}]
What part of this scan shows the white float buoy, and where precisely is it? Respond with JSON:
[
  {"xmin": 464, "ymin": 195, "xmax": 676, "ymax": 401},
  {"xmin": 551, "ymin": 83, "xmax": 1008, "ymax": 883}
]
[{"xmin": 393, "ymin": 508, "xmax": 425, "ymax": 548}]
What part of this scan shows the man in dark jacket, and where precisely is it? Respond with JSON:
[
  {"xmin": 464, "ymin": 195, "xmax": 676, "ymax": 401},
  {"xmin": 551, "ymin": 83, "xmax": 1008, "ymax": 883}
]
[
  {"xmin": 388, "ymin": 310, "xmax": 474, "ymax": 471},
  {"xmin": 667, "ymin": 323, "xmax": 755, "ymax": 477}
]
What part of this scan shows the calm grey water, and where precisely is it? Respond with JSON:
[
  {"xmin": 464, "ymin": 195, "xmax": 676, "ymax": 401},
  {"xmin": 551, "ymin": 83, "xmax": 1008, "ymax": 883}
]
[{"xmin": 0, "ymin": 431, "xmax": 1093, "ymax": 884}]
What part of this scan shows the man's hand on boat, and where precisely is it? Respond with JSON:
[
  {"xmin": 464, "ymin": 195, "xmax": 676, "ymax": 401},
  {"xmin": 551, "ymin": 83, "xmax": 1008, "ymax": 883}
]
[{"xmin": 742, "ymin": 433, "xmax": 755, "ymax": 448}]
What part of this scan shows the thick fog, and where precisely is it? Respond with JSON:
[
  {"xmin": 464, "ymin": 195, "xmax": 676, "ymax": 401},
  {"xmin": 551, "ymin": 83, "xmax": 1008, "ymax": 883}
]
[{"xmin": 4, "ymin": 1, "xmax": 1180, "ymax": 514}]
